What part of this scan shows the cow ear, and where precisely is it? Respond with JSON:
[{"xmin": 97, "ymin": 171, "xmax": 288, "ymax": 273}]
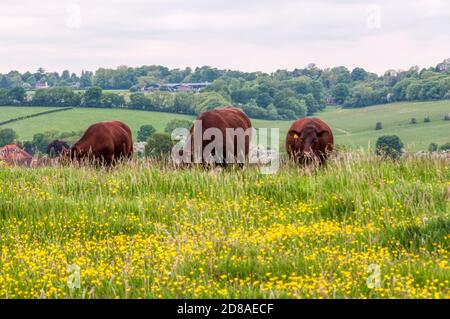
[{"xmin": 317, "ymin": 130, "xmax": 328, "ymax": 138}]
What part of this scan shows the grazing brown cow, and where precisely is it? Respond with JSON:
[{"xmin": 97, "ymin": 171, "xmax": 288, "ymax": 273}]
[
  {"xmin": 286, "ymin": 117, "xmax": 333, "ymax": 165},
  {"xmin": 181, "ymin": 107, "xmax": 252, "ymax": 166},
  {"xmin": 69, "ymin": 120, "xmax": 133, "ymax": 166},
  {"xmin": 47, "ymin": 140, "xmax": 70, "ymax": 157}
]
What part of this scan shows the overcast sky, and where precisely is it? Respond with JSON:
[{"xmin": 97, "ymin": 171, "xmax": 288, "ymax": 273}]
[{"xmin": 0, "ymin": 0, "xmax": 449, "ymax": 75}]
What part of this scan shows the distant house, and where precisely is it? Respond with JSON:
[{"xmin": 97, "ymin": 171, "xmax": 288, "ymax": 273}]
[
  {"xmin": 0, "ymin": 144, "xmax": 33, "ymax": 166},
  {"xmin": 35, "ymin": 80, "xmax": 49, "ymax": 89},
  {"xmin": 143, "ymin": 82, "xmax": 211, "ymax": 93}
]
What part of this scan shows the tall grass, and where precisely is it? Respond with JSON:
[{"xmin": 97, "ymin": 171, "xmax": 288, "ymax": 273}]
[{"xmin": 0, "ymin": 152, "xmax": 448, "ymax": 298}]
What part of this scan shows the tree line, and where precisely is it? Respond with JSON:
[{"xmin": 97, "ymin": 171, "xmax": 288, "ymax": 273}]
[
  {"xmin": 0, "ymin": 59, "xmax": 449, "ymax": 120},
  {"xmin": 0, "ymin": 86, "xmax": 231, "ymax": 115}
]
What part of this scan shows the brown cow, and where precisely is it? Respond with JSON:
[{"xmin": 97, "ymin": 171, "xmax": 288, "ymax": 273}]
[
  {"xmin": 47, "ymin": 140, "xmax": 70, "ymax": 157},
  {"xmin": 286, "ymin": 117, "xmax": 333, "ymax": 165},
  {"xmin": 69, "ymin": 120, "xmax": 133, "ymax": 166},
  {"xmin": 180, "ymin": 107, "xmax": 252, "ymax": 166}
]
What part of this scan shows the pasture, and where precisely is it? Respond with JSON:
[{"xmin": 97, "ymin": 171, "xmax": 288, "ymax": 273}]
[
  {"xmin": 1, "ymin": 100, "xmax": 449, "ymax": 151},
  {"xmin": 0, "ymin": 107, "xmax": 57, "ymax": 123},
  {"xmin": 0, "ymin": 153, "xmax": 448, "ymax": 298}
]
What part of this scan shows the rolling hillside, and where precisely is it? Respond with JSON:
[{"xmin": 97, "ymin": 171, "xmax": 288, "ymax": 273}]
[
  {"xmin": 0, "ymin": 107, "xmax": 58, "ymax": 123},
  {"xmin": 1, "ymin": 101, "xmax": 449, "ymax": 151}
]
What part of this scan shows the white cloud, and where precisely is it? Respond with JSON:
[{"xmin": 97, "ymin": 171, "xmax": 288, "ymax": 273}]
[{"xmin": 0, "ymin": 0, "xmax": 449, "ymax": 74}]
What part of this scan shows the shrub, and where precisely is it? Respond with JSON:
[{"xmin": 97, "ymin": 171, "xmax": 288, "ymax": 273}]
[
  {"xmin": 101, "ymin": 93, "xmax": 125, "ymax": 108},
  {"xmin": 30, "ymin": 131, "xmax": 59, "ymax": 153},
  {"xmin": 82, "ymin": 87, "xmax": 102, "ymax": 107},
  {"xmin": 444, "ymin": 113, "xmax": 450, "ymax": 121},
  {"xmin": 22, "ymin": 141, "xmax": 35, "ymax": 154},
  {"xmin": 375, "ymin": 122, "xmax": 382, "ymax": 130},
  {"xmin": 145, "ymin": 133, "xmax": 173, "ymax": 158},
  {"xmin": 410, "ymin": 118, "xmax": 417, "ymax": 124},
  {"xmin": 137, "ymin": 125, "xmax": 156, "ymax": 142},
  {"xmin": 428, "ymin": 143, "xmax": 438, "ymax": 152},
  {"xmin": 375, "ymin": 135, "xmax": 404, "ymax": 159},
  {"xmin": 0, "ymin": 128, "xmax": 18, "ymax": 147},
  {"xmin": 424, "ymin": 116, "xmax": 431, "ymax": 123},
  {"xmin": 439, "ymin": 142, "xmax": 450, "ymax": 151}
]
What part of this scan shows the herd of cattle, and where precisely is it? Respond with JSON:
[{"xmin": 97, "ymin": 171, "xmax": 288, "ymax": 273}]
[{"xmin": 34, "ymin": 106, "xmax": 335, "ymax": 167}]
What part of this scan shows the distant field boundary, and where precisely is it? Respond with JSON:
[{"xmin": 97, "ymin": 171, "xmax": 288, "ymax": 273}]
[{"xmin": 0, "ymin": 107, "xmax": 74, "ymax": 126}]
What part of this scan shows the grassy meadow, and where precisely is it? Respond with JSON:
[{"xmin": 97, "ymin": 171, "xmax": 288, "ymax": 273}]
[
  {"xmin": 0, "ymin": 107, "xmax": 58, "ymax": 123},
  {"xmin": 0, "ymin": 107, "xmax": 194, "ymax": 141},
  {"xmin": 0, "ymin": 153, "xmax": 448, "ymax": 298},
  {"xmin": 1, "ymin": 100, "xmax": 449, "ymax": 151}
]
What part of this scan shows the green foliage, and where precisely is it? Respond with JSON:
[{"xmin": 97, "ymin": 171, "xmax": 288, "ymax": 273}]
[
  {"xmin": 22, "ymin": 141, "xmax": 34, "ymax": 154},
  {"xmin": 193, "ymin": 92, "xmax": 229, "ymax": 113},
  {"xmin": 30, "ymin": 131, "xmax": 59, "ymax": 153},
  {"xmin": 127, "ymin": 91, "xmax": 227, "ymax": 115},
  {"xmin": 7, "ymin": 87, "xmax": 26, "ymax": 103},
  {"xmin": 332, "ymin": 83, "xmax": 349, "ymax": 104},
  {"xmin": 101, "ymin": 93, "xmax": 126, "ymax": 108},
  {"xmin": 164, "ymin": 119, "xmax": 192, "ymax": 134},
  {"xmin": 79, "ymin": 70, "xmax": 93, "ymax": 88},
  {"xmin": 343, "ymin": 84, "xmax": 387, "ymax": 108},
  {"xmin": 439, "ymin": 142, "xmax": 450, "ymax": 151},
  {"xmin": 351, "ymin": 67, "xmax": 368, "ymax": 81},
  {"xmin": 428, "ymin": 143, "xmax": 438, "ymax": 152},
  {"xmin": 82, "ymin": 87, "xmax": 102, "ymax": 107},
  {"xmin": 444, "ymin": 113, "xmax": 450, "ymax": 121},
  {"xmin": 0, "ymin": 128, "xmax": 18, "ymax": 146},
  {"xmin": 22, "ymin": 130, "xmax": 79, "ymax": 154},
  {"xmin": 424, "ymin": 116, "xmax": 431, "ymax": 123},
  {"xmin": 129, "ymin": 93, "xmax": 152, "ymax": 110},
  {"xmin": 33, "ymin": 88, "xmax": 81, "ymax": 106},
  {"xmin": 0, "ymin": 88, "xmax": 26, "ymax": 106},
  {"xmin": 144, "ymin": 133, "xmax": 173, "ymax": 158},
  {"xmin": 1, "ymin": 59, "xmax": 449, "ymax": 118},
  {"xmin": 137, "ymin": 125, "xmax": 156, "ymax": 142},
  {"xmin": 410, "ymin": 118, "xmax": 417, "ymax": 124},
  {"xmin": 375, "ymin": 135, "xmax": 404, "ymax": 159}
]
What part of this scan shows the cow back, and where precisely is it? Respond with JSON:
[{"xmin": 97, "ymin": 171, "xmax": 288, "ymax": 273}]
[
  {"xmin": 189, "ymin": 107, "xmax": 252, "ymax": 164},
  {"xmin": 72, "ymin": 120, "xmax": 133, "ymax": 165}
]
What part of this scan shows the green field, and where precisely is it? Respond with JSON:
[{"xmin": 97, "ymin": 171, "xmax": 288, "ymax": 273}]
[
  {"xmin": 1, "ymin": 100, "xmax": 449, "ymax": 151},
  {"xmin": 0, "ymin": 107, "xmax": 194, "ymax": 141},
  {"xmin": 0, "ymin": 154, "xmax": 448, "ymax": 298},
  {"xmin": 0, "ymin": 107, "xmax": 57, "ymax": 123}
]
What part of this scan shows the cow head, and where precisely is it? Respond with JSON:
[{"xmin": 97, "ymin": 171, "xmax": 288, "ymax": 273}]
[
  {"xmin": 288, "ymin": 125, "xmax": 328, "ymax": 157},
  {"xmin": 47, "ymin": 140, "xmax": 70, "ymax": 158}
]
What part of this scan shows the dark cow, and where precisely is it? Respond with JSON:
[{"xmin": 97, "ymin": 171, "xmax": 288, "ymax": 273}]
[
  {"xmin": 181, "ymin": 107, "xmax": 252, "ymax": 166},
  {"xmin": 47, "ymin": 140, "xmax": 70, "ymax": 157},
  {"xmin": 69, "ymin": 120, "xmax": 133, "ymax": 166},
  {"xmin": 286, "ymin": 117, "xmax": 333, "ymax": 165}
]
